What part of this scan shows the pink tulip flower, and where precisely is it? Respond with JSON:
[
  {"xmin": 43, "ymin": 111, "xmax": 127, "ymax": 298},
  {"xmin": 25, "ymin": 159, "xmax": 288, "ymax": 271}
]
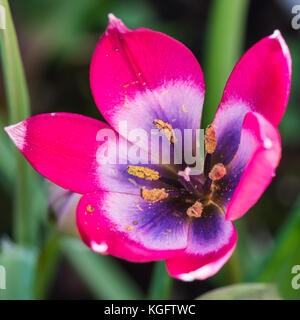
[{"xmin": 5, "ymin": 15, "xmax": 291, "ymax": 281}]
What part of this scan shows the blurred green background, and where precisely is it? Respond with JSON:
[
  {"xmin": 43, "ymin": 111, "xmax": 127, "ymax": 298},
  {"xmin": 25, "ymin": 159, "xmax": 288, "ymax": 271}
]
[{"xmin": 0, "ymin": 0, "xmax": 299, "ymax": 300}]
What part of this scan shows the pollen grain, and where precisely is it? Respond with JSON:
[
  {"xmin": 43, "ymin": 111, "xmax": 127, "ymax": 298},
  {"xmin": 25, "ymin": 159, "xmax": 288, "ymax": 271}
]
[
  {"xmin": 127, "ymin": 166, "xmax": 160, "ymax": 180},
  {"xmin": 153, "ymin": 119, "xmax": 176, "ymax": 143},
  {"xmin": 141, "ymin": 187, "xmax": 168, "ymax": 203},
  {"xmin": 86, "ymin": 204, "xmax": 95, "ymax": 213}
]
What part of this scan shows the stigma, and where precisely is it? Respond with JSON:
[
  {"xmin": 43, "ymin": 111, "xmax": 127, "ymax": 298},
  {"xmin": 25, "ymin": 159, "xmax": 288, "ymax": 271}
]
[{"xmin": 178, "ymin": 167, "xmax": 191, "ymax": 182}]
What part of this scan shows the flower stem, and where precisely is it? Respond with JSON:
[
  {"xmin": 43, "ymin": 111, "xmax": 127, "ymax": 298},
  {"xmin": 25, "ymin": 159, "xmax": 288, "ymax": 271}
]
[
  {"xmin": 34, "ymin": 231, "xmax": 62, "ymax": 299},
  {"xmin": 226, "ymin": 251, "xmax": 242, "ymax": 284},
  {"xmin": 148, "ymin": 261, "xmax": 173, "ymax": 300}
]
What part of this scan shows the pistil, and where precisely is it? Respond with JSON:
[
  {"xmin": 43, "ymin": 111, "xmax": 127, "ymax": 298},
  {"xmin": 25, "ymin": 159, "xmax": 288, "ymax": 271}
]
[{"xmin": 178, "ymin": 167, "xmax": 191, "ymax": 182}]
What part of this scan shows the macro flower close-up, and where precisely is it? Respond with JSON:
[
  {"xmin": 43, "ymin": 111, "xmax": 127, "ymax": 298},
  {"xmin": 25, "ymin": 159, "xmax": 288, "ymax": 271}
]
[
  {"xmin": 0, "ymin": 0, "xmax": 299, "ymax": 303},
  {"xmin": 5, "ymin": 14, "xmax": 291, "ymax": 281}
]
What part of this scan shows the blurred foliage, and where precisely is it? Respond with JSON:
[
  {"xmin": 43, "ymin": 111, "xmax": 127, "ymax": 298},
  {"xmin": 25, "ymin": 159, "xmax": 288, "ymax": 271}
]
[
  {"xmin": 34, "ymin": 230, "xmax": 62, "ymax": 299},
  {"xmin": 248, "ymin": 198, "xmax": 300, "ymax": 300},
  {"xmin": 62, "ymin": 238, "xmax": 144, "ymax": 300},
  {"xmin": 202, "ymin": 0, "xmax": 249, "ymax": 127},
  {"xmin": 196, "ymin": 283, "xmax": 281, "ymax": 300},
  {"xmin": 279, "ymin": 38, "xmax": 300, "ymax": 147},
  {"xmin": 0, "ymin": 114, "xmax": 14, "ymax": 193},
  {"xmin": 148, "ymin": 261, "xmax": 173, "ymax": 300},
  {"xmin": 0, "ymin": 239, "xmax": 37, "ymax": 300},
  {"xmin": 0, "ymin": 0, "xmax": 47, "ymax": 246},
  {"xmin": 13, "ymin": 0, "xmax": 159, "ymax": 62}
]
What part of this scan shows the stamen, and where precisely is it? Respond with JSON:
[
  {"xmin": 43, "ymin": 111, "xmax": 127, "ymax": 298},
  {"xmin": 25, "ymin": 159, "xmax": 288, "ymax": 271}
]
[
  {"xmin": 153, "ymin": 119, "xmax": 176, "ymax": 143},
  {"xmin": 187, "ymin": 201, "xmax": 203, "ymax": 218},
  {"xmin": 127, "ymin": 166, "xmax": 159, "ymax": 180},
  {"xmin": 141, "ymin": 187, "xmax": 168, "ymax": 203},
  {"xmin": 205, "ymin": 124, "xmax": 217, "ymax": 154},
  {"xmin": 209, "ymin": 163, "xmax": 227, "ymax": 181}
]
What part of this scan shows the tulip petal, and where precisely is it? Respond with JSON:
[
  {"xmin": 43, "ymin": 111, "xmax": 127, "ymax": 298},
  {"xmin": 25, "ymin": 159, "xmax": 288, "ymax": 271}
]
[
  {"xmin": 213, "ymin": 112, "xmax": 281, "ymax": 221},
  {"xmin": 48, "ymin": 182, "xmax": 81, "ymax": 236},
  {"xmin": 166, "ymin": 204, "xmax": 237, "ymax": 281},
  {"xmin": 90, "ymin": 14, "xmax": 205, "ymax": 143},
  {"xmin": 212, "ymin": 30, "xmax": 291, "ymax": 165},
  {"xmin": 5, "ymin": 113, "xmax": 174, "ymax": 195},
  {"xmin": 76, "ymin": 191, "xmax": 188, "ymax": 262}
]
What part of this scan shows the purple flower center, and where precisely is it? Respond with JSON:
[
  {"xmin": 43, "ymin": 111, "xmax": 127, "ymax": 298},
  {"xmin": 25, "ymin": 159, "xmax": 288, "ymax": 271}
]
[{"xmin": 126, "ymin": 124, "xmax": 227, "ymax": 219}]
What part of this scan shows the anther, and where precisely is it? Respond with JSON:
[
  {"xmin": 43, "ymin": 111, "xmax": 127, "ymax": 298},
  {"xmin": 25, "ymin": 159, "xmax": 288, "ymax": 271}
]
[
  {"xmin": 141, "ymin": 187, "xmax": 168, "ymax": 203},
  {"xmin": 153, "ymin": 119, "xmax": 176, "ymax": 143},
  {"xmin": 205, "ymin": 124, "xmax": 217, "ymax": 154},
  {"xmin": 127, "ymin": 166, "xmax": 159, "ymax": 180},
  {"xmin": 187, "ymin": 201, "xmax": 203, "ymax": 218},
  {"xmin": 209, "ymin": 163, "xmax": 227, "ymax": 181}
]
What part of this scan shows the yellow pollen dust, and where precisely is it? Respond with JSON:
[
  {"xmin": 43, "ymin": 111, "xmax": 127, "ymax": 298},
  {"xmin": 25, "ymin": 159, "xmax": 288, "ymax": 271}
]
[
  {"xmin": 205, "ymin": 124, "xmax": 217, "ymax": 154},
  {"xmin": 141, "ymin": 187, "xmax": 168, "ymax": 203},
  {"xmin": 209, "ymin": 163, "xmax": 227, "ymax": 181},
  {"xmin": 86, "ymin": 204, "xmax": 95, "ymax": 212},
  {"xmin": 187, "ymin": 201, "xmax": 203, "ymax": 218},
  {"xmin": 153, "ymin": 119, "xmax": 176, "ymax": 143},
  {"xmin": 181, "ymin": 104, "xmax": 188, "ymax": 113},
  {"xmin": 127, "ymin": 166, "xmax": 159, "ymax": 180}
]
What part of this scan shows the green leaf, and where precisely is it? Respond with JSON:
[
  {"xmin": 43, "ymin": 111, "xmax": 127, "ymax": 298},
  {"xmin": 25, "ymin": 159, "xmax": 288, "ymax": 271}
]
[
  {"xmin": 248, "ymin": 198, "xmax": 300, "ymax": 300},
  {"xmin": 14, "ymin": 0, "xmax": 158, "ymax": 61},
  {"xmin": 279, "ymin": 39, "xmax": 300, "ymax": 147},
  {"xmin": 148, "ymin": 261, "xmax": 173, "ymax": 300},
  {"xmin": 62, "ymin": 237, "xmax": 144, "ymax": 300},
  {"xmin": 0, "ymin": 239, "xmax": 37, "ymax": 300},
  {"xmin": 0, "ymin": 0, "xmax": 30, "ymax": 120},
  {"xmin": 0, "ymin": 114, "xmax": 14, "ymax": 193},
  {"xmin": 196, "ymin": 283, "xmax": 281, "ymax": 300},
  {"xmin": 212, "ymin": 219, "xmax": 257, "ymax": 287},
  {"xmin": 34, "ymin": 231, "xmax": 62, "ymax": 299},
  {"xmin": 0, "ymin": 0, "xmax": 47, "ymax": 245},
  {"xmin": 201, "ymin": 0, "xmax": 249, "ymax": 128}
]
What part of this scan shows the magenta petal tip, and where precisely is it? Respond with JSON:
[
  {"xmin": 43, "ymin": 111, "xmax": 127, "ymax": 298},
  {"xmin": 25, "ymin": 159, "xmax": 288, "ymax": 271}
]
[
  {"xmin": 269, "ymin": 29, "xmax": 291, "ymax": 65},
  {"xmin": 4, "ymin": 122, "xmax": 26, "ymax": 151},
  {"xmin": 269, "ymin": 29, "xmax": 287, "ymax": 43},
  {"xmin": 107, "ymin": 13, "xmax": 128, "ymax": 32}
]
